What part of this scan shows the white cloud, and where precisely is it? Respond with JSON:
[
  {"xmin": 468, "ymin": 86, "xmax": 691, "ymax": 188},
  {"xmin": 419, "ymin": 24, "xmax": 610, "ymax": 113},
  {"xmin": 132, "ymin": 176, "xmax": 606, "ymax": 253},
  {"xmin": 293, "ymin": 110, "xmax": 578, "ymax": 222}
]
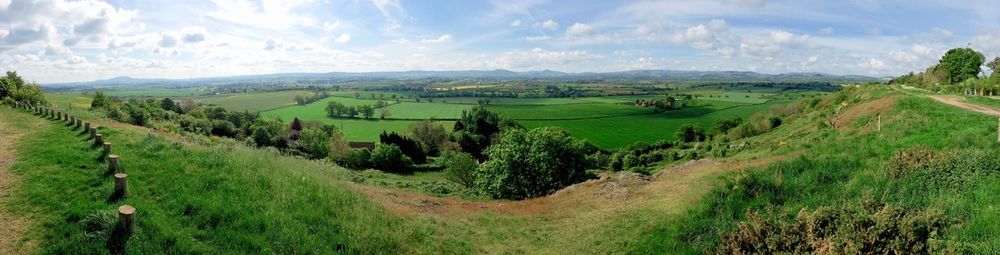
[
  {"xmin": 334, "ymin": 33, "xmax": 351, "ymax": 43},
  {"xmin": 370, "ymin": 0, "xmax": 405, "ymax": 18},
  {"xmin": 565, "ymin": 23, "xmax": 593, "ymax": 38},
  {"xmin": 510, "ymin": 19, "xmax": 522, "ymax": 27},
  {"xmin": 538, "ymin": 19, "xmax": 559, "ymax": 30},
  {"xmin": 324, "ymin": 20, "xmax": 341, "ymax": 32},
  {"xmin": 181, "ymin": 27, "xmax": 208, "ymax": 43},
  {"xmin": 208, "ymin": 0, "xmax": 317, "ymax": 30},
  {"xmin": 671, "ymin": 19, "xmax": 731, "ymax": 54},
  {"xmin": 158, "ymin": 35, "xmax": 178, "ymax": 48},
  {"xmin": 422, "ymin": 34, "xmax": 453, "ymax": 43},
  {"xmin": 44, "ymin": 44, "xmax": 70, "ymax": 56},
  {"xmin": 494, "ymin": 48, "xmax": 602, "ymax": 69},
  {"xmin": 818, "ymin": 27, "xmax": 834, "ymax": 36}
]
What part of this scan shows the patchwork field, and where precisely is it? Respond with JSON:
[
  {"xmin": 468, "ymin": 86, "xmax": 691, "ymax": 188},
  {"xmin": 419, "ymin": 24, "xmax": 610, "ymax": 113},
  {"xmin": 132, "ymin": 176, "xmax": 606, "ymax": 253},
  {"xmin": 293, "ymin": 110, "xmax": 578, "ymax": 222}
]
[{"xmin": 197, "ymin": 90, "xmax": 315, "ymax": 112}]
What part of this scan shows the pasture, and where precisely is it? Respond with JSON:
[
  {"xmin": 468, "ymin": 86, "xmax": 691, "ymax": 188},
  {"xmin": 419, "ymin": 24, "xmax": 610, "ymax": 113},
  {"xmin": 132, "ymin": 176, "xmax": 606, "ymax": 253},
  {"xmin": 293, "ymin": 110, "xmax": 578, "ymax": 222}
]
[
  {"xmin": 519, "ymin": 101, "xmax": 786, "ymax": 148},
  {"xmin": 196, "ymin": 90, "xmax": 315, "ymax": 112}
]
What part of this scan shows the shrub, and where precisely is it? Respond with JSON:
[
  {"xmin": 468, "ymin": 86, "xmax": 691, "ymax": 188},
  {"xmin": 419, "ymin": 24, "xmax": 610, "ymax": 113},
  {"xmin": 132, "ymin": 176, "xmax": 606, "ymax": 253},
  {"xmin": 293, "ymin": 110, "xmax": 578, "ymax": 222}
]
[
  {"xmin": 370, "ymin": 144, "xmax": 413, "ymax": 172},
  {"xmin": 720, "ymin": 206, "xmax": 951, "ymax": 254},
  {"xmin": 297, "ymin": 127, "xmax": 331, "ymax": 159},
  {"xmin": 440, "ymin": 151, "xmax": 478, "ymax": 188},
  {"xmin": 379, "ymin": 132, "xmax": 427, "ymax": 164},
  {"xmin": 210, "ymin": 120, "xmax": 237, "ymax": 137},
  {"xmin": 475, "ymin": 127, "xmax": 591, "ymax": 199},
  {"xmin": 675, "ymin": 124, "xmax": 706, "ymax": 143},
  {"xmin": 339, "ymin": 149, "xmax": 372, "ymax": 169}
]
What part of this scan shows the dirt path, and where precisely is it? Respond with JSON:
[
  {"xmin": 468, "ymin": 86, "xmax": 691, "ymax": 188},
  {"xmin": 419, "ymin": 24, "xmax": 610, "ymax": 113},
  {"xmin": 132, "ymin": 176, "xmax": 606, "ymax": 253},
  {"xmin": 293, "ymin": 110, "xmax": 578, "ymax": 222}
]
[
  {"xmin": 929, "ymin": 95, "xmax": 1000, "ymax": 116},
  {"xmin": 0, "ymin": 110, "xmax": 38, "ymax": 254},
  {"xmin": 355, "ymin": 154, "xmax": 790, "ymax": 253}
]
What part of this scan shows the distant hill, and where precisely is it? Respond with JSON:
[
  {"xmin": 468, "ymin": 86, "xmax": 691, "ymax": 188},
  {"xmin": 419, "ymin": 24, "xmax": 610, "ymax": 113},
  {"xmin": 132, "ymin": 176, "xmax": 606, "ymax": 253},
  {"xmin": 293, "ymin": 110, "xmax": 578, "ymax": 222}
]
[{"xmin": 43, "ymin": 69, "xmax": 878, "ymax": 89}]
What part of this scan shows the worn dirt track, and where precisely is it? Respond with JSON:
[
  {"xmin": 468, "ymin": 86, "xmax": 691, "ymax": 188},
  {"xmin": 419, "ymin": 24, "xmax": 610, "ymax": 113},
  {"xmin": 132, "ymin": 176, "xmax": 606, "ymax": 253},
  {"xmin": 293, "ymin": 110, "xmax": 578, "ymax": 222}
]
[
  {"xmin": 929, "ymin": 95, "xmax": 1000, "ymax": 116},
  {"xmin": 0, "ymin": 111, "xmax": 37, "ymax": 254}
]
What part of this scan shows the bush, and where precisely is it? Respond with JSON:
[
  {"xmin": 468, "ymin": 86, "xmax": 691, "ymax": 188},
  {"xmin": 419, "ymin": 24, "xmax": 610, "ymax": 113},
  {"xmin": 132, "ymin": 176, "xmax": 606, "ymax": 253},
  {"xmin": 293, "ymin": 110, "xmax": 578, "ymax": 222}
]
[
  {"xmin": 370, "ymin": 144, "xmax": 413, "ymax": 172},
  {"xmin": 297, "ymin": 127, "xmax": 331, "ymax": 159},
  {"xmin": 475, "ymin": 127, "xmax": 591, "ymax": 199},
  {"xmin": 339, "ymin": 149, "xmax": 372, "ymax": 169},
  {"xmin": 675, "ymin": 124, "xmax": 706, "ymax": 143},
  {"xmin": 720, "ymin": 206, "xmax": 951, "ymax": 254},
  {"xmin": 440, "ymin": 151, "xmax": 478, "ymax": 188},
  {"xmin": 210, "ymin": 120, "xmax": 237, "ymax": 137},
  {"xmin": 379, "ymin": 132, "xmax": 427, "ymax": 164}
]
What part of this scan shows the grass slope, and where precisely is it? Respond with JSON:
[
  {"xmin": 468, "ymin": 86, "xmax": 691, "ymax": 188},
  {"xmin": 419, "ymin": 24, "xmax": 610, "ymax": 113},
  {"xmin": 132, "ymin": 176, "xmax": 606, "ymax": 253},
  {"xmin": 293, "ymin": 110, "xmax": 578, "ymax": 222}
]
[
  {"xmin": 631, "ymin": 86, "xmax": 1000, "ymax": 253},
  {"xmin": 0, "ymin": 108, "xmax": 459, "ymax": 254}
]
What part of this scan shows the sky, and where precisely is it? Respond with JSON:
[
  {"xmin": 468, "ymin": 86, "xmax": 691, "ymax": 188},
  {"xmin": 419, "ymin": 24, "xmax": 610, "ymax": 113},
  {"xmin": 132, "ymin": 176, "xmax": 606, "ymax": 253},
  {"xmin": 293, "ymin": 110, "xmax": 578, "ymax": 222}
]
[{"xmin": 0, "ymin": 0, "xmax": 999, "ymax": 83}]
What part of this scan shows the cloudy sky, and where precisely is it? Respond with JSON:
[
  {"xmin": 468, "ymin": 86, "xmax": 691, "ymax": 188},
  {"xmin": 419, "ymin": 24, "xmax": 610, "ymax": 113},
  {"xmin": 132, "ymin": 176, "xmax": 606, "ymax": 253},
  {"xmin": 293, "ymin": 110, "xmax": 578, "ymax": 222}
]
[{"xmin": 1, "ymin": 0, "xmax": 999, "ymax": 83}]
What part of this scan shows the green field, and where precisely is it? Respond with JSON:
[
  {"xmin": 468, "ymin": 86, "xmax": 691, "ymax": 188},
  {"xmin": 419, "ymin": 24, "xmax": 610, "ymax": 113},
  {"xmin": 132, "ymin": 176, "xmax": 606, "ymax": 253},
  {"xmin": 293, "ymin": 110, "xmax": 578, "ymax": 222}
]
[
  {"xmin": 104, "ymin": 88, "xmax": 206, "ymax": 97},
  {"xmin": 689, "ymin": 91, "xmax": 772, "ymax": 104},
  {"xmin": 520, "ymin": 101, "xmax": 784, "ymax": 148},
  {"xmin": 196, "ymin": 90, "xmax": 315, "ymax": 112},
  {"xmin": 45, "ymin": 92, "xmax": 92, "ymax": 109},
  {"xmin": 381, "ymin": 102, "xmax": 474, "ymax": 119},
  {"xmin": 488, "ymin": 102, "xmax": 651, "ymax": 119}
]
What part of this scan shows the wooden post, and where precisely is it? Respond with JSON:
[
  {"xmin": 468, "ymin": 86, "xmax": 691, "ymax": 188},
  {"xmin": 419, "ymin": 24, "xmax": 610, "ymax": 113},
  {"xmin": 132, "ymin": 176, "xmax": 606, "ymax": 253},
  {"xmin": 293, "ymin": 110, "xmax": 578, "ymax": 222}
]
[
  {"xmin": 997, "ymin": 117, "xmax": 999, "ymax": 143},
  {"xmin": 77, "ymin": 119, "xmax": 83, "ymax": 127},
  {"xmin": 95, "ymin": 134, "xmax": 103, "ymax": 146},
  {"xmin": 108, "ymin": 154, "xmax": 119, "ymax": 172},
  {"xmin": 114, "ymin": 173, "xmax": 128, "ymax": 198},
  {"xmin": 117, "ymin": 205, "xmax": 135, "ymax": 236},
  {"xmin": 85, "ymin": 122, "xmax": 91, "ymax": 132},
  {"xmin": 90, "ymin": 127, "xmax": 97, "ymax": 139},
  {"xmin": 104, "ymin": 142, "xmax": 112, "ymax": 155},
  {"xmin": 878, "ymin": 114, "xmax": 881, "ymax": 132}
]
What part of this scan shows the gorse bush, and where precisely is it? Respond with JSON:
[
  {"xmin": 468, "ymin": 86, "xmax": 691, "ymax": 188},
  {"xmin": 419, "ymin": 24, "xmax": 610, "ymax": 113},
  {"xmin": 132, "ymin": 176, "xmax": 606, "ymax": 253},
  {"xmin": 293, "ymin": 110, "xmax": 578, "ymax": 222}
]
[{"xmin": 721, "ymin": 205, "xmax": 951, "ymax": 254}]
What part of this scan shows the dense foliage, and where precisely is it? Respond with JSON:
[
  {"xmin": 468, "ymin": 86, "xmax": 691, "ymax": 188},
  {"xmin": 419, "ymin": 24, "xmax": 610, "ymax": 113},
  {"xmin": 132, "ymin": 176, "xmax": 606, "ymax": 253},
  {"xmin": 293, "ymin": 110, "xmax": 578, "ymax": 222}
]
[
  {"xmin": 475, "ymin": 127, "xmax": 593, "ymax": 199},
  {"xmin": 0, "ymin": 71, "xmax": 46, "ymax": 106}
]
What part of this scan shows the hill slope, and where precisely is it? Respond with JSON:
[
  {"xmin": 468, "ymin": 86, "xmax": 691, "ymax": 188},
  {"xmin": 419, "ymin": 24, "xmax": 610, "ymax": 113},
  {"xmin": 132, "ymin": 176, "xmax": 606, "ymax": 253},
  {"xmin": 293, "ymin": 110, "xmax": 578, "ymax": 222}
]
[{"xmin": 3, "ymin": 84, "xmax": 1000, "ymax": 253}]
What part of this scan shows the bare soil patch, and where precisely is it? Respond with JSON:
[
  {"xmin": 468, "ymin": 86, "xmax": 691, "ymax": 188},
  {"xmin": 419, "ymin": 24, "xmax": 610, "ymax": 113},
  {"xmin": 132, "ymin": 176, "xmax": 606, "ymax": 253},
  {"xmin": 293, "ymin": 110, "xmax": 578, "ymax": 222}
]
[
  {"xmin": 929, "ymin": 95, "xmax": 1000, "ymax": 116},
  {"xmin": 834, "ymin": 95, "xmax": 898, "ymax": 131}
]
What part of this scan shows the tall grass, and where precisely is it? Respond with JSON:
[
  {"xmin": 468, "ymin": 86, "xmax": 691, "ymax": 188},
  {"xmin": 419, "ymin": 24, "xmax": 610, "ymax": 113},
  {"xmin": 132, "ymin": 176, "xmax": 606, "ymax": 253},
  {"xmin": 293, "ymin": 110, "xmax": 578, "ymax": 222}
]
[
  {"xmin": 3, "ymin": 108, "xmax": 464, "ymax": 254},
  {"xmin": 629, "ymin": 87, "xmax": 1000, "ymax": 253}
]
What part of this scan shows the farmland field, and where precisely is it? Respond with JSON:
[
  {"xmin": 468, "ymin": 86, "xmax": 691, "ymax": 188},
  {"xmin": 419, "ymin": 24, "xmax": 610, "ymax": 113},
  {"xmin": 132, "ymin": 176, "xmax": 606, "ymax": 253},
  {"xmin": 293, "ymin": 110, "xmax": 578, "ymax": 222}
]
[
  {"xmin": 381, "ymin": 102, "xmax": 474, "ymax": 119},
  {"xmin": 197, "ymin": 90, "xmax": 315, "ymax": 112},
  {"xmin": 104, "ymin": 88, "xmax": 206, "ymax": 97},
  {"xmin": 488, "ymin": 103, "xmax": 651, "ymax": 119},
  {"xmin": 520, "ymin": 100, "xmax": 786, "ymax": 148},
  {"xmin": 45, "ymin": 92, "xmax": 92, "ymax": 109}
]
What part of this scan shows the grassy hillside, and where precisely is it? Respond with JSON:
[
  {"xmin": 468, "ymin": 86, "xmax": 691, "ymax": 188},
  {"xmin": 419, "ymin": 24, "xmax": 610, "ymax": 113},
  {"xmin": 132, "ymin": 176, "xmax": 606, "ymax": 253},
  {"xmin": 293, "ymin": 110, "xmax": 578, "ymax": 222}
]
[
  {"xmin": 630, "ymin": 85, "xmax": 1000, "ymax": 253},
  {"xmin": 9, "ymin": 85, "xmax": 1000, "ymax": 253},
  {"xmin": 0, "ymin": 108, "xmax": 459, "ymax": 254}
]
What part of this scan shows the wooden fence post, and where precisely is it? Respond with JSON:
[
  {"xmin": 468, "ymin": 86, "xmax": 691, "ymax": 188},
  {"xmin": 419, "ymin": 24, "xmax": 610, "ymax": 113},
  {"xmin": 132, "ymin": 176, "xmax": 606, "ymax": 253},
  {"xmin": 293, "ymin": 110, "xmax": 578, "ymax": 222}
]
[
  {"xmin": 997, "ymin": 117, "xmax": 999, "ymax": 143},
  {"xmin": 95, "ymin": 134, "xmax": 103, "ymax": 146},
  {"xmin": 104, "ymin": 142, "xmax": 112, "ymax": 155},
  {"xmin": 90, "ymin": 127, "xmax": 97, "ymax": 139},
  {"xmin": 878, "ymin": 114, "xmax": 882, "ymax": 132},
  {"xmin": 114, "ymin": 173, "xmax": 128, "ymax": 198},
  {"xmin": 108, "ymin": 154, "xmax": 119, "ymax": 172},
  {"xmin": 118, "ymin": 205, "xmax": 135, "ymax": 236}
]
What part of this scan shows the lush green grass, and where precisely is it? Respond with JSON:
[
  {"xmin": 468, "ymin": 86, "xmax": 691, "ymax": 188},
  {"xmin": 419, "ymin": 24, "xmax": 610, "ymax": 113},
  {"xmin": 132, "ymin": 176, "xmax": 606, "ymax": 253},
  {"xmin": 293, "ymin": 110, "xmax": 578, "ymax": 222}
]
[
  {"xmin": 44, "ymin": 92, "xmax": 92, "ymax": 110},
  {"xmin": 196, "ymin": 90, "xmax": 315, "ymax": 112},
  {"xmin": 520, "ymin": 101, "xmax": 782, "ymax": 148},
  {"xmin": 488, "ymin": 102, "xmax": 652, "ymax": 120},
  {"xmin": 689, "ymin": 91, "xmax": 773, "ymax": 104},
  {"xmin": 261, "ymin": 97, "xmax": 382, "ymax": 121},
  {"xmin": 1, "ymin": 107, "xmax": 463, "ymax": 254},
  {"xmin": 323, "ymin": 118, "xmax": 454, "ymax": 142},
  {"xmin": 381, "ymin": 102, "xmax": 474, "ymax": 119},
  {"xmin": 630, "ymin": 87, "xmax": 1000, "ymax": 253}
]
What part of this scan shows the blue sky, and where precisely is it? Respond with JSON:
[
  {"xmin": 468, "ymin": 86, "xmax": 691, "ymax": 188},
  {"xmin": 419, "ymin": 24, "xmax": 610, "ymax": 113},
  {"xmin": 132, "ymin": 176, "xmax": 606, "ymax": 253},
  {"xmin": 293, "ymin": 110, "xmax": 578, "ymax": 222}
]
[{"xmin": 0, "ymin": 0, "xmax": 998, "ymax": 83}]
